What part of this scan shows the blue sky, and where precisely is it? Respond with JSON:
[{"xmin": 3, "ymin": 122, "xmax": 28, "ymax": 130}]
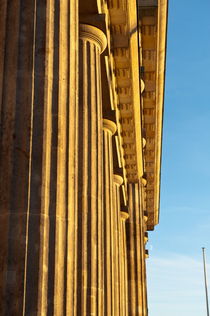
[{"xmin": 147, "ymin": 1, "xmax": 210, "ymax": 315}]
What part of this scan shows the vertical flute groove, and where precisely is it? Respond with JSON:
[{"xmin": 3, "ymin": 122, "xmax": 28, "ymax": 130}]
[
  {"xmin": 37, "ymin": 0, "xmax": 54, "ymax": 314},
  {"xmin": 67, "ymin": 0, "xmax": 79, "ymax": 315}
]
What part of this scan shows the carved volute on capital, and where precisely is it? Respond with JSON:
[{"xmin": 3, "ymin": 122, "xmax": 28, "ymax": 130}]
[
  {"xmin": 79, "ymin": 24, "xmax": 107, "ymax": 53},
  {"xmin": 103, "ymin": 119, "xmax": 117, "ymax": 135}
]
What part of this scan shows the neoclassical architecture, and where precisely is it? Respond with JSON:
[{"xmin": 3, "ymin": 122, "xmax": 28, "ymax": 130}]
[{"xmin": 0, "ymin": 0, "xmax": 167, "ymax": 315}]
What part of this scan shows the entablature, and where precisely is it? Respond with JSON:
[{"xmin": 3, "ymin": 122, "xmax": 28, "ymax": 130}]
[
  {"xmin": 79, "ymin": 0, "xmax": 168, "ymax": 230},
  {"xmin": 100, "ymin": 0, "xmax": 144, "ymax": 183},
  {"xmin": 139, "ymin": 0, "xmax": 168, "ymax": 229}
]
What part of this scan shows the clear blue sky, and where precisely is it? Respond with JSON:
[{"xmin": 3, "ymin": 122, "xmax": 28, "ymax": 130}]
[{"xmin": 147, "ymin": 1, "xmax": 210, "ymax": 315}]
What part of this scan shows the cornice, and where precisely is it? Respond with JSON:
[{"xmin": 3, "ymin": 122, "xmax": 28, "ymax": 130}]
[
  {"xmin": 100, "ymin": 0, "xmax": 144, "ymax": 183},
  {"xmin": 154, "ymin": 0, "xmax": 168, "ymax": 226},
  {"xmin": 139, "ymin": 0, "xmax": 168, "ymax": 230},
  {"xmin": 95, "ymin": 0, "xmax": 168, "ymax": 229}
]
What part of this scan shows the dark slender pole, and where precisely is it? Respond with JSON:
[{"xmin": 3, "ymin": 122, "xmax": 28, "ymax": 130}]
[{"xmin": 202, "ymin": 247, "xmax": 209, "ymax": 316}]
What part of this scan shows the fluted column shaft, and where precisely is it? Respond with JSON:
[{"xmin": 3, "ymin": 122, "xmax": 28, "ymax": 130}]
[
  {"xmin": 140, "ymin": 185, "xmax": 149, "ymax": 316},
  {"xmin": 76, "ymin": 24, "xmax": 106, "ymax": 316},
  {"xmin": 120, "ymin": 211, "xmax": 129, "ymax": 316},
  {"xmin": 127, "ymin": 182, "xmax": 147, "ymax": 316},
  {"xmin": 0, "ymin": 1, "xmax": 78, "ymax": 316},
  {"xmin": 103, "ymin": 119, "xmax": 117, "ymax": 316},
  {"xmin": 113, "ymin": 174, "xmax": 124, "ymax": 316}
]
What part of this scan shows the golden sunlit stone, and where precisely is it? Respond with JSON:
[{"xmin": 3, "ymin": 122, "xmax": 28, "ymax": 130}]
[{"xmin": 0, "ymin": 0, "xmax": 167, "ymax": 315}]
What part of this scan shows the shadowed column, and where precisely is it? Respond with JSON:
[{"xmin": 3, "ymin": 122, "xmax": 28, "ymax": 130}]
[{"xmin": 0, "ymin": 1, "xmax": 78, "ymax": 315}]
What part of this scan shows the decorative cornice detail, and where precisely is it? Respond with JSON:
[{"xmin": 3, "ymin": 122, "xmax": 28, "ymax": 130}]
[
  {"xmin": 98, "ymin": 0, "xmax": 168, "ymax": 229},
  {"xmin": 104, "ymin": 0, "xmax": 144, "ymax": 182},
  {"xmin": 139, "ymin": 0, "xmax": 168, "ymax": 229}
]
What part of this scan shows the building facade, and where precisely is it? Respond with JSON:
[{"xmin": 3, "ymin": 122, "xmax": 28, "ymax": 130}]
[{"xmin": 0, "ymin": 0, "xmax": 167, "ymax": 315}]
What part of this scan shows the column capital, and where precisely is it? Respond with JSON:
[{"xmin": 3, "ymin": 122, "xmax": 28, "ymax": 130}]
[
  {"xmin": 113, "ymin": 174, "xmax": 124, "ymax": 186},
  {"xmin": 141, "ymin": 79, "xmax": 145, "ymax": 93},
  {"xmin": 120, "ymin": 211, "xmax": 129, "ymax": 221},
  {"xmin": 79, "ymin": 24, "xmax": 107, "ymax": 53},
  {"xmin": 142, "ymin": 137, "xmax": 146, "ymax": 148},
  {"xmin": 144, "ymin": 232, "xmax": 148, "ymax": 243},
  {"xmin": 143, "ymin": 210, "xmax": 148, "ymax": 222},
  {"xmin": 103, "ymin": 119, "xmax": 117, "ymax": 135},
  {"xmin": 141, "ymin": 176, "xmax": 147, "ymax": 187}
]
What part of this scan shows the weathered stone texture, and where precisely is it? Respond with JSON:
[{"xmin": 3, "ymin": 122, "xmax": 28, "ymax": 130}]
[{"xmin": 0, "ymin": 0, "xmax": 167, "ymax": 315}]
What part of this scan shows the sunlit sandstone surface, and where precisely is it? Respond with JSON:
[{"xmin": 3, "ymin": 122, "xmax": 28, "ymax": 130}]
[{"xmin": 0, "ymin": 0, "xmax": 167, "ymax": 315}]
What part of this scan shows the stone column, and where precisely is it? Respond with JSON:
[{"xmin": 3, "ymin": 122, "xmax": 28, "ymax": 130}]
[
  {"xmin": 127, "ymin": 182, "xmax": 147, "ymax": 316},
  {"xmin": 113, "ymin": 174, "xmax": 124, "ymax": 316},
  {"xmin": 76, "ymin": 24, "xmax": 106, "ymax": 316},
  {"xmin": 103, "ymin": 119, "xmax": 117, "ymax": 316},
  {"xmin": 141, "ymin": 192, "xmax": 149, "ymax": 316},
  {"xmin": 120, "ymin": 211, "xmax": 129, "ymax": 316},
  {"xmin": 0, "ymin": 1, "xmax": 78, "ymax": 316}
]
